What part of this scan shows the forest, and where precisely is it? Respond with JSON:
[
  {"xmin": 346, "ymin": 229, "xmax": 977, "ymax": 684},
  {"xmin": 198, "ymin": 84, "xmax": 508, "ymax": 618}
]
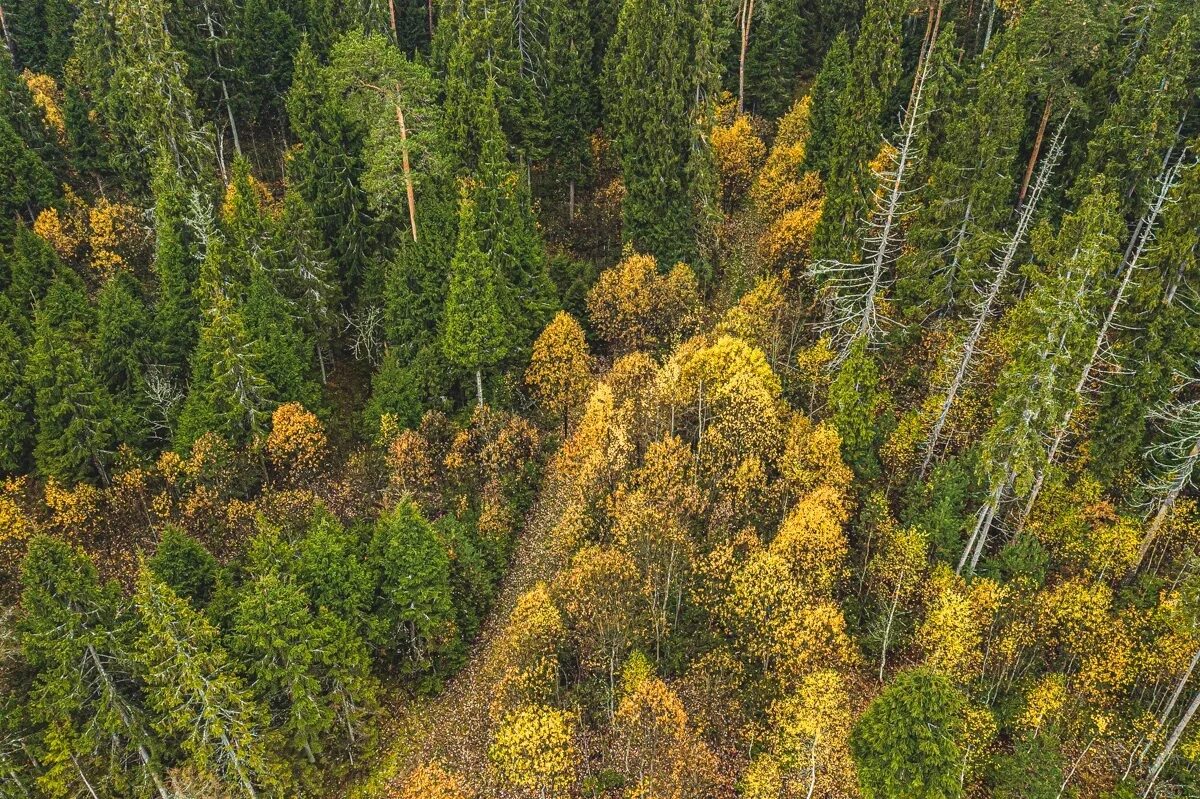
[{"xmin": 0, "ymin": 0, "xmax": 1198, "ymax": 796}]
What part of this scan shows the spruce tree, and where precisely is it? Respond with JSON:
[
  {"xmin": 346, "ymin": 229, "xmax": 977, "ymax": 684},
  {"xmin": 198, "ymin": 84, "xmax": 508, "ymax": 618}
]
[
  {"xmin": 95, "ymin": 270, "xmax": 154, "ymax": 446},
  {"xmin": 850, "ymin": 667, "xmax": 966, "ymax": 799},
  {"xmin": 367, "ymin": 501, "xmax": 458, "ymax": 682},
  {"xmin": 25, "ymin": 300, "xmax": 117, "ymax": 484},
  {"xmin": 18, "ymin": 536, "xmax": 169, "ymax": 799},
  {"xmin": 176, "ymin": 286, "xmax": 274, "ymax": 449},
  {"xmin": 133, "ymin": 563, "xmax": 283, "ymax": 798},
  {"xmin": 150, "ymin": 151, "xmax": 200, "ymax": 373},
  {"xmin": 604, "ymin": 0, "xmax": 708, "ymax": 265},
  {"xmin": 441, "ymin": 191, "xmax": 512, "ymax": 407},
  {"xmin": 543, "ymin": 0, "xmax": 596, "ymax": 216},
  {"xmin": 808, "ymin": 0, "xmax": 908, "ymax": 264},
  {"xmin": 286, "ymin": 38, "xmax": 373, "ymax": 304},
  {"xmin": 5, "ymin": 223, "xmax": 61, "ymax": 320},
  {"xmin": 229, "ymin": 565, "xmax": 332, "ymax": 764},
  {"xmin": 0, "ymin": 309, "xmax": 32, "ymax": 471},
  {"xmin": 148, "ymin": 525, "xmax": 220, "ymax": 608}
]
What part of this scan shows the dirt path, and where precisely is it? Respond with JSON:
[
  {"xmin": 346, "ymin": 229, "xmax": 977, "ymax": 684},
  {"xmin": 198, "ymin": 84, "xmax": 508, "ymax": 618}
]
[{"xmin": 349, "ymin": 478, "xmax": 566, "ymax": 797}]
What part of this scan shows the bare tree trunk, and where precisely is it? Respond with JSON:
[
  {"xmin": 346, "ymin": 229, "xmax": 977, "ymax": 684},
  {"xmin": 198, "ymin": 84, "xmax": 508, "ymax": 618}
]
[
  {"xmin": 879, "ymin": 573, "xmax": 904, "ymax": 682},
  {"xmin": 1018, "ymin": 95, "xmax": 1053, "ymax": 207},
  {"xmin": 1016, "ymin": 150, "xmax": 1184, "ymax": 532},
  {"xmin": 394, "ymin": 89, "xmax": 418, "ymax": 242},
  {"xmin": 0, "ymin": 4, "xmax": 13, "ymax": 57},
  {"xmin": 1139, "ymin": 438, "xmax": 1200, "ymax": 565},
  {"xmin": 919, "ymin": 116, "xmax": 1070, "ymax": 479},
  {"xmin": 203, "ymin": 3, "xmax": 241, "ymax": 157},
  {"xmin": 568, "ymin": 179, "xmax": 575, "ymax": 222},
  {"xmin": 1145, "ymin": 686, "xmax": 1200, "ymax": 797},
  {"xmin": 389, "ymin": 0, "xmax": 398, "ymax": 43},
  {"xmin": 737, "ymin": 0, "xmax": 754, "ymax": 114},
  {"xmin": 475, "ymin": 369, "xmax": 484, "ymax": 407}
]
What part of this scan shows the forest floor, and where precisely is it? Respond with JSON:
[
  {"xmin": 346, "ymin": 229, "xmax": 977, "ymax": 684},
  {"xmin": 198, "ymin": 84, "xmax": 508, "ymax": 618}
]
[{"xmin": 344, "ymin": 472, "xmax": 567, "ymax": 798}]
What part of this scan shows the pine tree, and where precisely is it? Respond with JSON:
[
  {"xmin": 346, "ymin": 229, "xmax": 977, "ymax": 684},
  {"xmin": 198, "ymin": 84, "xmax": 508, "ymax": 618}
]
[
  {"xmin": 18, "ymin": 536, "xmax": 170, "ymax": 799},
  {"xmin": 850, "ymin": 667, "xmax": 966, "ymax": 799},
  {"xmin": 295, "ymin": 512, "xmax": 375, "ymax": 634},
  {"xmin": 95, "ymin": 270, "xmax": 154, "ymax": 445},
  {"xmin": 277, "ymin": 184, "xmax": 339, "ymax": 382},
  {"xmin": 229, "ymin": 563, "xmax": 331, "ymax": 764},
  {"xmin": 0, "ymin": 84, "xmax": 55, "ymax": 236},
  {"xmin": 441, "ymin": 191, "xmax": 512, "ymax": 407},
  {"xmin": 740, "ymin": 0, "xmax": 811, "ymax": 119},
  {"xmin": 959, "ymin": 180, "xmax": 1122, "ymax": 573},
  {"xmin": 542, "ymin": 0, "xmax": 596, "ymax": 218},
  {"xmin": 176, "ymin": 287, "xmax": 274, "ymax": 449},
  {"xmin": 134, "ymin": 562, "xmax": 283, "ymax": 798},
  {"xmin": 0, "ymin": 307, "xmax": 32, "ymax": 471},
  {"xmin": 286, "ymin": 37, "xmax": 374, "ymax": 304},
  {"xmin": 828, "ymin": 337, "xmax": 885, "ymax": 482}
]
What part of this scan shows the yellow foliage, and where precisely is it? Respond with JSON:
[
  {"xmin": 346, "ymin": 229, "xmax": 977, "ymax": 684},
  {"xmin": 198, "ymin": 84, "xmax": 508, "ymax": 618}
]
[
  {"xmin": 0, "ymin": 486, "xmax": 37, "ymax": 576},
  {"xmin": 725, "ymin": 548, "xmax": 856, "ymax": 686},
  {"xmin": 488, "ymin": 583, "xmax": 566, "ymax": 720},
  {"xmin": 658, "ymin": 334, "xmax": 785, "ymax": 474},
  {"xmin": 770, "ymin": 490, "xmax": 850, "ymax": 595},
  {"xmin": 778, "ymin": 413, "xmax": 853, "ymax": 512},
  {"xmin": 489, "ymin": 704, "xmax": 576, "ymax": 796},
  {"xmin": 750, "ymin": 97, "xmax": 819, "ymax": 220},
  {"xmin": 586, "ymin": 251, "xmax": 699, "ymax": 353},
  {"xmin": 711, "ymin": 114, "xmax": 766, "ymax": 205},
  {"xmin": 526, "ymin": 311, "xmax": 593, "ymax": 430},
  {"xmin": 614, "ymin": 676, "xmax": 717, "ymax": 799},
  {"xmin": 551, "ymin": 545, "xmax": 639, "ymax": 681},
  {"xmin": 397, "ymin": 761, "xmax": 473, "ymax": 799},
  {"xmin": 1019, "ymin": 673, "xmax": 1068, "ymax": 734},
  {"xmin": 715, "ymin": 274, "xmax": 787, "ymax": 353},
  {"xmin": 758, "ymin": 199, "xmax": 824, "ymax": 268},
  {"xmin": 265, "ymin": 402, "xmax": 327, "ymax": 482},
  {"xmin": 22, "ymin": 69, "xmax": 66, "ymax": 142},
  {"xmin": 33, "ymin": 207, "xmax": 80, "ymax": 259},
  {"xmin": 917, "ymin": 565, "xmax": 1004, "ymax": 685},
  {"xmin": 741, "ymin": 755, "xmax": 784, "ymax": 799},
  {"xmin": 768, "ymin": 669, "xmax": 857, "ymax": 798},
  {"xmin": 552, "ymin": 383, "xmax": 633, "ymax": 506}
]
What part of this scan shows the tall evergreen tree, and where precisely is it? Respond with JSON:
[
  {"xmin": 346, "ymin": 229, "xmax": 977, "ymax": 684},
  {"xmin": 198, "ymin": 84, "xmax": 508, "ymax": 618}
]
[
  {"xmin": 441, "ymin": 191, "xmax": 512, "ymax": 407},
  {"xmin": 150, "ymin": 151, "xmax": 200, "ymax": 373},
  {"xmin": 25, "ymin": 298, "xmax": 117, "ymax": 483},
  {"xmin": 808, "ymin": 0, "xmax": 907, "ymax": 264},
  {"xmin": 18, "ymin": 536, "xmax": 169, "ymax": 799},
  {"xmin": 850, "ymin": 667, "xmax": 966, "ymax": 799},
  {"xmin": 542, "ymin": 0, "xmax": 596, "ymax": 217},
  {"xmin": 603, "ymin": 0, "xmax": 711, "ymax": 265},
  {"xmin": 133, "ymin": 563, "xmax": 283, "ymax": 798}
]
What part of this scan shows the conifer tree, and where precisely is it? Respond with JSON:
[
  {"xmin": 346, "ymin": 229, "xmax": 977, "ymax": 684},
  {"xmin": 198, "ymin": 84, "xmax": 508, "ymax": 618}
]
[
  {"xmin": 959, "ymin": 180, "xmax": 1122, "ymax": 573},
  {"xmin": 368, "ymin": 501, "xmax": 458, "ymax": 681},
  {"xmin": 19, "ymin": 536, "xmax": 170, "ymax": 798},
  {"xmin": 604, "ymin": 0, "xmax": 710, "ymax": 265},
  {"xmin": 150, "ymin": 153, "xmax": 200, "ymax": 376},
  {"xmin": 133, "ymin": 563, "xmax": 282, "ymax": 798},
  {"xmin": 542, "ymin": 0, "xmax": 596, "ymax": 218},
  {"xmin": 850, "ymin": 667, "xmax": 966, "ymax": 799},
  {"xmin": 176, "ymin": 286, "xmax": 274, "ymax": 449},
  {"xmin": 5, "ymin": 223, "xmax": 60, "ymax": 319},
  {"xmin": 285, "ymin": 37, "xmax": 373, "ymax": 304},
  {"xmin": 0, "ymin": 309, "xmax": 31, "ymax": 471},
  {"xmin": 441, "ymin": 191, "xmax": 512, "ymax": 407},
  {"xmin": 828, "ymin": 337, "xmax": 885, "ymax": 482},
  {"xmin": 25, "ymin": 300, "xmax": 117, "ymax": 483},
  {"xmin": 229, "ymin": 564, "xmax": 331, "ymax": 764},
  {"xmin": 808, "ymin": 0, "xmax": 908, "ymax": 265},
  {"xmin": 95, "ymin": 270, "xmax": 154, "ymax": 444},
  {"xmin": 148, "ymin": 525, "xmax": 219, "ymax": 608},
  {"xmin": 107, "ymin": 0, "xmax": 212, "ymax": 181}
]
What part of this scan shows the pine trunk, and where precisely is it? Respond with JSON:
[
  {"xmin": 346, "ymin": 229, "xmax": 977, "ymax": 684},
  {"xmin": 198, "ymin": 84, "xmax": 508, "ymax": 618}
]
[{"xmin": 1018, "ymin": 95, "xmax": 1053, "ymax": 207}]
